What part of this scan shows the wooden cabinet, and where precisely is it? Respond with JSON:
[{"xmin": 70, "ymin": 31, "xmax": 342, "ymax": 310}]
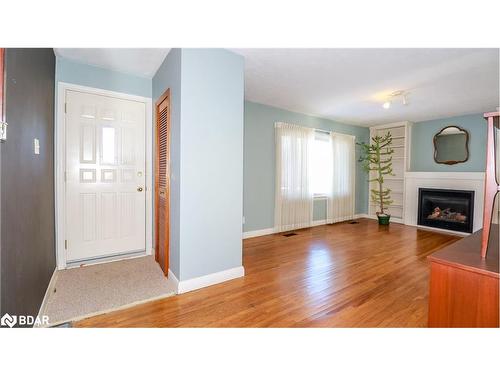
[
  {"xmin": 428, "ymin": 112, "xmax": 499, "ymax": 327},
  {"xmin": 428, "ymin": 225, "xmax": 499, "ymax": 327}
]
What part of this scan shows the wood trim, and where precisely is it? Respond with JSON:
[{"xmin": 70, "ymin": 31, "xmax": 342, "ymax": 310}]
[
  {"xmin": 155, "ymin": 89, "xmax": 171, "ymax": 275},
  {"xmin": 433, "ymin": 125, "xmax": 470, "ymax": 165},
  {"xmin": 481, "ymin": 113, "xmax": 499, "ymax": 258},
  {"xmin": 0, "ymin": 48, "xmax": 5, "ymax": 123}
]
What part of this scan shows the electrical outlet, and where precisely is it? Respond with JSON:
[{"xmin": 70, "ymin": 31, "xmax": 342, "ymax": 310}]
[
  {"xmin": 33, "ymin": 138, "xmax": 40, "ymax": 155},
  {"xmin": 242, "ymin": 216, "xmax": 245, "ymax": 224},
  {"xmin": 0, "ymin": 121, "xmax": 7, "ymax": 142}
]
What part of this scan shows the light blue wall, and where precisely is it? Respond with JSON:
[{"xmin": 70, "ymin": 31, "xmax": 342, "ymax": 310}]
[
  {"xmin": 152, "ymin": 48, "xmax": 182, "ymax": 278},
  {"xmin": 411, "ymin": 113, "xmax": 487, "ymax": 172},
  {"xmin": 56, "ymin": 56, "xmax": 152, "ymax": 97},
  {"xmin": 153, "ymin": 49, "xmax": 244, "ymax": 281},
  {"xmin": 179, "ymin": 49, "xmax": 244, "ymax": 280},
  {"xmin": 243, "ymin": 101, "xmax": 370, "ymax": 232}
]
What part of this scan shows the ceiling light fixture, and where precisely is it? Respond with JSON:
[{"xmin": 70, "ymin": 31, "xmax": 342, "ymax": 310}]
[{"xmin": 382, "ymin": 90, "xmax": 409, "ymax": 109}]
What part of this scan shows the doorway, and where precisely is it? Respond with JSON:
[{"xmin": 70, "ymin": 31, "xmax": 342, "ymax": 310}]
[
  {"xmin": 155, "ymin": 89, "xmax": 170, "ymax": 276},
  {"xmin": 56, "ymin": 83, "xmax": 153, "ymax": 268}
]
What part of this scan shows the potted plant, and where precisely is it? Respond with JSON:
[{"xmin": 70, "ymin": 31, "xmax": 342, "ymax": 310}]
[{"xmin": 357, "ymin": 132, "xmax": 395, "ymax": 225}]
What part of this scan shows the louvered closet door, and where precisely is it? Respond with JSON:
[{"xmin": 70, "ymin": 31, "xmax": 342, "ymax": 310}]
[
  {"xmin": 65, "ymin": 90, "xmax": 146, "ymax": 262},
  {"xmin": 155, "ymin": 93, "xmax": 170, "ymax": 275}
]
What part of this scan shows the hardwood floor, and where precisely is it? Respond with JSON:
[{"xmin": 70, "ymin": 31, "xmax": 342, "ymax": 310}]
[{"xmin": 75, "ymin": 219, "xmax": 460, "ymax": 328}]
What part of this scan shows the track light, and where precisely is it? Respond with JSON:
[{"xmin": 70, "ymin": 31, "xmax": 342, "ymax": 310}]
[{"xmin": 382, "ymin": 90, "xmax": 408, "ymax": 109}]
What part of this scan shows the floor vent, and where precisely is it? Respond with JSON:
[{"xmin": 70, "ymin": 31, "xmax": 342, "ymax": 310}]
[{"xmin": 283, "ymin": 232, "xmax": 297, "ymax": 237}]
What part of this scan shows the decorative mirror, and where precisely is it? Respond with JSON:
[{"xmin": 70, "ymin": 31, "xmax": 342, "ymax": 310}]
[{"xmin": 433, "ymin": 125, "xmax": 469, "ymax": 165}]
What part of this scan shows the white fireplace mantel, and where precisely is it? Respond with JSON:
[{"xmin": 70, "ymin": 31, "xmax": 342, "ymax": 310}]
[{"xmin": 403, "ymin": 171, "xmax": 485, "ymax": 233}]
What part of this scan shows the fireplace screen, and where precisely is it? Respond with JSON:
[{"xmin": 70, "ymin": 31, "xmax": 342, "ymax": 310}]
[{"xmin": 418, "ymin": 188, "xmax": 474, "ymax": 233}]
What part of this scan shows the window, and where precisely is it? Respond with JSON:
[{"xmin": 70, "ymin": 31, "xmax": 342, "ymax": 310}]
[{"xmin": 309, "ymin": 131, "xmax": 332, "ymax": 197}]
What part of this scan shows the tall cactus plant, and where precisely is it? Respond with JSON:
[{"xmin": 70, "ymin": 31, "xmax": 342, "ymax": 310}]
[{"xmin": 357, "ymin": 132, "xmax": 395, "ymax": 218}]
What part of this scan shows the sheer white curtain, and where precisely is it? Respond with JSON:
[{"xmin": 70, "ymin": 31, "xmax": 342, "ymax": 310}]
[
  {"xmin": 274, "ymin": 122, "xmax": 315, "ymax": 232},
  {"xmin": 326, "ymin": 132, "xmax": 356, "ymax": 223}
]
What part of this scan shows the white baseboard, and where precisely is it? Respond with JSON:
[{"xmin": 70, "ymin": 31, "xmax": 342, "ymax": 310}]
[
  {"xmin": 354, "ymin": 213, "xmax": 372, "ymax": 220},
  {"xmin": 243, "ymin": 227, "xmax": 275, "ymax": 239},
  {"xmin": 168, "ymin": 269, "xmax": 180, "ymax": 293},
  {"xmin": 242, "ymin": 214, "xmax": 371, "ymax": 240},
  {"xmin": 35, "ymin": 267, "xmax": 58, "ymax": 328},
  {"xmin": 363, "ymin": 214, "xmax": 404, "ymax": 223},
  {"xmin": 177, "ymin": 266, "xmax": 245, "ymax": 294},
  {"xmin": 312, "ymin": 219, "xmax": 327, "ymax": 226}
]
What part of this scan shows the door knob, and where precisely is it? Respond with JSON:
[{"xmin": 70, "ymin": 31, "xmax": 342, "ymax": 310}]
[{"xmin": 137, "ymin": 187, "xmax": 143, "ymax": 192}]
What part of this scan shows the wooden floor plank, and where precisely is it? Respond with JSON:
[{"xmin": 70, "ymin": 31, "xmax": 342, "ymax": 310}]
[{"xmin": 75, "ymin": 219, "xmax": 459, "ymax": 328}]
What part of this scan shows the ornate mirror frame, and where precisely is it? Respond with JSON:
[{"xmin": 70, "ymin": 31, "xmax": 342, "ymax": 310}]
[{"xmin": 433, "ymin": 125, "xmax": 470, "ymax": 165}]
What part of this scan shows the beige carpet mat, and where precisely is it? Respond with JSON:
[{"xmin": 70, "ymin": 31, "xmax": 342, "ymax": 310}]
[{"xmin": 42, "ymin": 255, "xmax": 176, "ymax": 326}]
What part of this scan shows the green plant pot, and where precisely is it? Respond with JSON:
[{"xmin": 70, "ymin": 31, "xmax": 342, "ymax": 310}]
[{"xmin": 377, "ymin": 214, "xmax": 391, "ymax": 225}]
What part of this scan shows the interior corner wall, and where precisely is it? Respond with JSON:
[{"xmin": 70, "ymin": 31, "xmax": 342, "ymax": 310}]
[
  {"xmin": 55, "ymin": 56, "xmax": 152, "ymax": 98},
  {"xmin": 1, "ymin": 49, "xmax": 56, "ymax": 321},
  {"xmin": 178, "ymin": 49, "xmax": 244, "ymax": 281},
  {"xmin": 410, "ymin": 113, "xmax": 488, "ymax": 172},
  {"xmin": 243, "ymin": 101, "xmax": 370, "ymax": 233},
  {"xmin": 152, "ymin": 48, "xmax": 182, "ymax": 279}
]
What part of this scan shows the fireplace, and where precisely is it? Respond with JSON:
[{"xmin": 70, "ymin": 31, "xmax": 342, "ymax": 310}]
[{"xmin": 418, "ymin": 188, "xmax": 474, "ymax": 233}]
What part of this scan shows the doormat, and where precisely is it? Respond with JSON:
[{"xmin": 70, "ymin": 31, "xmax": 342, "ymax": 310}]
[{"xmin": 41, "ymin": 255, "xmax": 176, "ymax": 327}]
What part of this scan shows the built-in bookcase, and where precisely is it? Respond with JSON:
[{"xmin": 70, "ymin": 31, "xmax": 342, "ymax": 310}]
[{"xmin": 368, "ymin": 121, "xmax": 412, "ymax": 223}]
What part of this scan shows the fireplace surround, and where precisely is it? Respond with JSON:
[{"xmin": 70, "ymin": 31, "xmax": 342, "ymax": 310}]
[{"xmin": 418, "ymin": 188, "xmax": 474, "ymax": 233}]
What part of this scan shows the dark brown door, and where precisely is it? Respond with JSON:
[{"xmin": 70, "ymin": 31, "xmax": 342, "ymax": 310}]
[{"xmin": 155, "ymin": 90, "xmax": 170, "ymax": 276}]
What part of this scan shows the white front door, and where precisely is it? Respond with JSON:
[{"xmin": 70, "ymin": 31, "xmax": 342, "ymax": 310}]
[{"xmin": 65, "ymin": 90, "xmax": 146, "ymax": 262}]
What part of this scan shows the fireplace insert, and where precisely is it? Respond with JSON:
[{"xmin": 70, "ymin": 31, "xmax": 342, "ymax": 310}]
[{"xmin": 418, "ymin": 188, "xmax": 474, "ymax": 233}]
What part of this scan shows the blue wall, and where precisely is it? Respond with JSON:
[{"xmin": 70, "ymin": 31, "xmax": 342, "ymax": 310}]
[
  {"xmin": 152, "ymin": 48, "xmax": 182, "ymax": 278},
  {"xmin": 243, "ymin": 101, "xmax": 370, "ymax": 232},
  {"xmin": 179, "ymin": 49, "xmax": 244, "ymax": 280},
  {"xmin": 153, "ymin": 49, "xmax": 244, "ymax": 281},
  {"xmin": 411, "ymin": 113, "xmax": 487, "ymax": 172},
  {"xmin": 56, "ymin": 56, "xmax": 152, "ymax": 98},
  {"xmin": 59, "ymin": 50, "xmax": 244, "ymax": 282}
]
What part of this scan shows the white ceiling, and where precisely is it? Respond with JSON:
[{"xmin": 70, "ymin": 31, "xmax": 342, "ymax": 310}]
[
  {"xmin": 232, "ymin": 48, "xmax": 500, "ymax": 126},
  {"xmin": 54, "ymin": 48, "xmax": 499, "ymax": 127},
  {"xmin": 54, "ymin": 48, "xmax": 171, "ymax": 78}
]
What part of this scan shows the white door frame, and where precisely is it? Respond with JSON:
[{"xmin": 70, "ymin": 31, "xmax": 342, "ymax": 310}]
[{"xmin": 55, "ymin": 82, "xmax": 153, "ymax": 269}]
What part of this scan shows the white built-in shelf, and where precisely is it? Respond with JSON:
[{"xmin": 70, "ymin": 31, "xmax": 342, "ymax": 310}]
[{"xmin": 369, "ymin": 122, "xmax": 412, "ymax": 220}]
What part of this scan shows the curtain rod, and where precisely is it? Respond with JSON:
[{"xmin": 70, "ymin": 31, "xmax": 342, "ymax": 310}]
[
  {"xmin": 315, "ymin": 129, "xmax": 331, "ymax": 134},
  {"xmin": 275, "ymin": 122, "xmax": 355, "ymax": 138}
]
